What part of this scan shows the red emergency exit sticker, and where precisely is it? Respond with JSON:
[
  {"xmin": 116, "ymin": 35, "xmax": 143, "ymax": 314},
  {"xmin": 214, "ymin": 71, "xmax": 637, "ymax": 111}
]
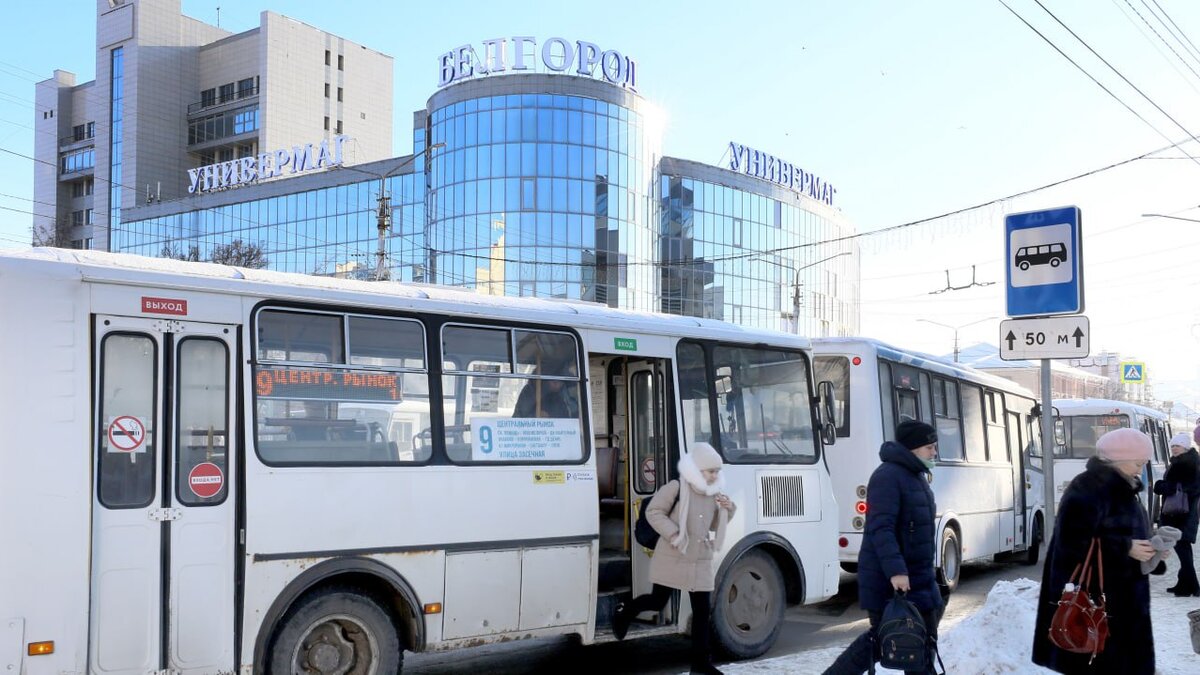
[{"xmin": 142, "ymin": 296, "xmax": 188, "ymax": 316}]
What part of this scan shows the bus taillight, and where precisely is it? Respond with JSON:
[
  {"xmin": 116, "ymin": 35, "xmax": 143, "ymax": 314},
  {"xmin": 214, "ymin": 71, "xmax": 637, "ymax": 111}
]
[
  {"xmin": 855, "ymin": 500, "xmax": 868, "ymax": 514},
  {"xmin": 839, "ymin": 537, "xmax": 849, "ymax": 548}
]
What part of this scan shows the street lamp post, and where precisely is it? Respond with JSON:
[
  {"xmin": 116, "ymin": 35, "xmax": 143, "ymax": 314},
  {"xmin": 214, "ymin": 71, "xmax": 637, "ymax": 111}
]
[
  {"xmin": 758, "ymin": 251, "xmax": 852, "ymax": 334},
  {"xmin": 917, "ymin": 316, "xmax": 998, "ymax": 362},
  {"xmin": 338, "ymin": 143, "xmax": 444, "ymax": 281}
]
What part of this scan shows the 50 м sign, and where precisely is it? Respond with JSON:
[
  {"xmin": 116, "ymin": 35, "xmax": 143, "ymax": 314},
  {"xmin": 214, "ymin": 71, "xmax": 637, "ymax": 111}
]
[{"xmin": 999, "ymin": 316, "xmax": 1090, "ymax": 361}]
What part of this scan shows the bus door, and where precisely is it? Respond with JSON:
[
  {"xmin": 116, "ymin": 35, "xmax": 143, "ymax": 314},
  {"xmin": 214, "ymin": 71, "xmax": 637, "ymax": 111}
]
[
  {"xmin": 628, "ymin": 359, "xmax": 677, "ymax": 621},
  {"xmin": 90, "ymin": 316, "xmax": 238, "ymax": 675},
  {"xmin": 1005, "ymin": 411, "xmax": 1028, "ymax": 548}
]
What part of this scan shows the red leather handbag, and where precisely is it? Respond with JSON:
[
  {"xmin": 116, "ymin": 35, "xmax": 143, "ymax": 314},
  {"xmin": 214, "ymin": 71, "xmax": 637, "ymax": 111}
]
[{"xmin": 1048, "ymin": 537, "xmax": 1109, "ymax": 663}]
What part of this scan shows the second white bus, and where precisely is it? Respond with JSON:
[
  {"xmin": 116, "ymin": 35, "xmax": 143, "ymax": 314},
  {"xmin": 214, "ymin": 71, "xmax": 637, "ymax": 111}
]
[{"xmin": 813, "ymin": 338, "xmax": 1046, "ymax": 592}]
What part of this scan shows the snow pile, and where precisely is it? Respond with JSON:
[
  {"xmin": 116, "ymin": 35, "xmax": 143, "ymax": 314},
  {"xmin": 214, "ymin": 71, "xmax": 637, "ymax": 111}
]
[
  {"xmin": 711, "ymin": 545, "xmax": 1200, "ymax": 674},
  {"xmin": 933, "ymin": 578, "xmax": 1050, "ymax": 674}
]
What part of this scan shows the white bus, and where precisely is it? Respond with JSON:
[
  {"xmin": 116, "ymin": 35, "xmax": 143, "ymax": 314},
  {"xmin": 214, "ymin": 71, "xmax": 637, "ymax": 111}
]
[
  {"xmin": 1049, "ymin": 399, "xmax": 1172, "ymax": 515},
  {"xmin": 812, "ymin": 338, "xmax": 1046, "ymax": 593},
  {"xmin": 0, "ymin": 248, "xmax": 841, "ymax": 674}
]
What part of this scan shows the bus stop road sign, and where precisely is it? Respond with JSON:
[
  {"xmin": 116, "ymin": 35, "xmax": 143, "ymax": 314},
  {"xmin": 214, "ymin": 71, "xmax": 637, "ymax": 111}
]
[
  {"xmin": 999, "ymin": 316, "xmax": 1090, "ymax": 360},
  {"xmin": 1005, "ymin": 206, "xmax": 1084, "ymax": 317}
]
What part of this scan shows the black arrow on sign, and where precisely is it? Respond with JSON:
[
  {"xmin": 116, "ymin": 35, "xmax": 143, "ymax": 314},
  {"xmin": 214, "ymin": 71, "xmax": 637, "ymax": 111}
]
[
  {"xmin": 1005, "ymin": 330, "xmax": 1016, "ymax": 350},
  {"xmin": 1072, "ymin": 327, "xmax": 1084, "ymax": 347}
]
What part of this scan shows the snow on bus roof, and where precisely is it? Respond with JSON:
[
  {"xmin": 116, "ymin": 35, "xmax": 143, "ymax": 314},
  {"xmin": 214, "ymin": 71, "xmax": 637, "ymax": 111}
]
[
  {"xmin": 812, "ymin": 336, "xmax": 1036, "ymax": 397},
  {"xmin": 2, "ymin": 248, "xmax": 807, "ymax": 345},
  {"xmin": 1051, "ymin": 398, "xmax": 1169, "ymax": 418}
]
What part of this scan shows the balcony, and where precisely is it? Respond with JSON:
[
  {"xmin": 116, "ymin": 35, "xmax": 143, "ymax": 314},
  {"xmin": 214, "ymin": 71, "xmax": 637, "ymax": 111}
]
[{"xmin": 188, "ymin": 84, "xmax": 259, "ymax": 116}]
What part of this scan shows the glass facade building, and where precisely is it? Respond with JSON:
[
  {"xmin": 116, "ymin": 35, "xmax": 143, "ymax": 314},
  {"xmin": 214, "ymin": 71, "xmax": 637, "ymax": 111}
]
[{"xmin": 118, "ymin": 73, "xmax": 858, "ymax": 336}]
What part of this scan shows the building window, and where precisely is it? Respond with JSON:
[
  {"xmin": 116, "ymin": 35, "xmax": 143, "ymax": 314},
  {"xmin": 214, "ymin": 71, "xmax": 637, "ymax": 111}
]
[
  {"xmin": 324, "ymin": 83, "xmax": 330, "ymax": 98},
  {"xmin": 335, "ymin": 120, "xmax": 342, "ymax": 134},
  {"xmin": 337, "ymin": 54, "xmax": 344, "ymax": 70},
  {"xmin": 72, "ymin": 210, "xmax": 84, "ymax": 227},
  {"xmin": 218, "ymin": 147, "xmax": 234, "ymax": 163},
  {"xmin": 337, "ymin": 87, "xmax": 343, "ymax": 102},
  {"xmin": 237, "ymin": 77, "xmax": 256, "ymax": 98},
  {"xmin": 60, "ymin": 147, "xmax": 95, "ymax": 174},
  {"xmin": 71, "ymin": 238, "xmax": 92, "ymax": 250},
  {"xmin": 324, "ymin": 116, "xmax": 330, "ymax": 131},
  {"xmin": 237, "ymin": 144, "xmax": 255, "ymax": 159},
  {"xmin": 200, "ymin": 88, "xmax": 216, "ymax": 108},
  {"xmin": 72, "ymin": 181, "xmax": 85, "ymax": 198},
  {"xmin": 73, "ymin": 124, "xmax": 86, "ymax": 141},
  {"xmin": 188, "ymin": 104, "xmax": 259, "ymax": 144},
  {"xmin": 325, "ymin": 49, "xmax": 331, "ymax": 66},
  {"xmin": 218, "ymin": 83, "xmax": 235, "ymax": 103}
]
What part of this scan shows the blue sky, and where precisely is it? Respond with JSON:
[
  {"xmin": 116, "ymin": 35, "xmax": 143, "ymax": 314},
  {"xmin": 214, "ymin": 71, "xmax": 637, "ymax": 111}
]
[{"xmin": 1, "ymin": 0, "xmax": 1198, "ymax": 402}]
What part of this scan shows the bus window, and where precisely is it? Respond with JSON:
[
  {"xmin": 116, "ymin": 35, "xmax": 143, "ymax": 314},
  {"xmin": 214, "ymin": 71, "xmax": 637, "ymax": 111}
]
[
  {"xmin": 176, "ymin": 338, "xmax": 229, "ymax": 505},
  {"xmin": 441, "ymin": 325, "xmax": 583, "ymax": 464},
  {"xmin": 878, "ymin": 362, "xmax": 895, "ymax": 442},
  {"xmin": 932, "ymin": 378, "xmax": 964, "ymax": 461},
  {"xmin": 918, "ymin": 372, "xmax": 933, "ymax": 425},
  {"xmin": 813, "ymin": 356, "xmax": 850, "ymax": 437},
  {"xmin": 1067, "ymin": 415, "xmax": 1127, "ymax": 459},
  {"xmin": 960, "ymin": 384, "xmax": 986, "ymax": 463},
  {"xmin": 712, "ymin": 345, "xmax": 817, "ymax": 464},
  {"xmin": 257, "ymin": 309, "xmax": 342, "ymax": 362},
  {"xmin": 677, "ymin": 341, "xmax": 713, "ymax": 445},
  {"xmin": 985, "ymin": 391, "xmax": 1009, "ymax": 462},
  {"xmin": 254, "ymin": 310, "xmax": 431, "ymax": 465},
  {"xmin": 97, "ymin": 333, "xmax": 157, "ymax": 508}
]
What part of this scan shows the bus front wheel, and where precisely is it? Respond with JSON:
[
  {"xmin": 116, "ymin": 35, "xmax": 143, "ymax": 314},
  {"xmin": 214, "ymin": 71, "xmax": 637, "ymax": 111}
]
[
  {"xmin": 268, "ymin": 585, "xmax": 403, "ymax": 675},
  {"xmin": 712, "ymin": 549, "xmax": 786, "ymax": 659},
  {"xmin": 938, "ymin": 527, "xmax": 961, "ymax": 595}
]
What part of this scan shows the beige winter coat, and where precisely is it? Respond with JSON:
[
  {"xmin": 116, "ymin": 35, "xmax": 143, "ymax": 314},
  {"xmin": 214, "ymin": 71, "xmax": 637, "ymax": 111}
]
[{"xmin": 646, "ymin": 479, "xmax": 737, "ymax": 592}]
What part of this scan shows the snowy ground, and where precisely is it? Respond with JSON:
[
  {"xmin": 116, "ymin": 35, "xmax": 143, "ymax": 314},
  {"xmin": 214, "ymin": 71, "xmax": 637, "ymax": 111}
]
[{"xmin": 711, "ymin": 543, "xmax": 1200, "ymax": 674}]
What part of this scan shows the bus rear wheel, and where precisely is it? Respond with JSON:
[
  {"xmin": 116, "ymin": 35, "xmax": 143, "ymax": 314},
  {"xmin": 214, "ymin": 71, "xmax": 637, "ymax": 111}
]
[
  {"xmin": 1023, "ymin": 515, "xmax": 1043, "ymax": 566},
  {"xmin": 268, "ymin": 585, "xmax": 403, "ymax": 675},
  {"xmin": 712, "ymin": 549, "xmax": 786, "ymax": 659},
  {"xmin": 938, "ymin": 527, "xmax": 961, "ymax": 595}
]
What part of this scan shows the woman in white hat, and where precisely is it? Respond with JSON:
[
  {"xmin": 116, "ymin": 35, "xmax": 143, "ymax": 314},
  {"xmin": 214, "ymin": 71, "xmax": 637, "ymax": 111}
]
[
  {"xmin": 1155, "ymin": 432, "xmax": 1200, "ymax": 596},
  {"xmin": 612, "ymin": 442, "xmax": 735, "ymax": 675}
]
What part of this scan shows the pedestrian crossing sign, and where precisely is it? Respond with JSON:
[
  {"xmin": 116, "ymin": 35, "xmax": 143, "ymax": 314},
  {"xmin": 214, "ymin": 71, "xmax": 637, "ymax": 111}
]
[{"xmin": 1120, "ymin": 361, "xmax": 1145, "ymax": 383}]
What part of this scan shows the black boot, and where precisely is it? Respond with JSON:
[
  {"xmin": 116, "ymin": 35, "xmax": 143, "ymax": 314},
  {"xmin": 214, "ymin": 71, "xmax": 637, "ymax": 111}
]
[
  {"xmin": 689, "ymin": 663, "xmax": 724, "ymax": 675},
  {"xmin": 611, "ymin": 601, "xmax": 631, "ymax": 641}
]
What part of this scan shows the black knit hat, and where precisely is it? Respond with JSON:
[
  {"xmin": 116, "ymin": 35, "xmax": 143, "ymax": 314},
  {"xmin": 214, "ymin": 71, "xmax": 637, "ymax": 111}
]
[{"xmin": 896, "ymin": 420, "xmax": 938, "ymax": 450}]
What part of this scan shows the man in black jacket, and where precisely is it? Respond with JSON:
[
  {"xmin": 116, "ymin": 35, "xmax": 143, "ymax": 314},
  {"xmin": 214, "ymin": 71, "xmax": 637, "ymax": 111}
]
[
  {"xmin": 824, "ymin": 420, "xmax": 944, "ymax": 675},
  {"xmin": 1156, "ymin": 432, "xmax": 1200, "ymax": 596}
]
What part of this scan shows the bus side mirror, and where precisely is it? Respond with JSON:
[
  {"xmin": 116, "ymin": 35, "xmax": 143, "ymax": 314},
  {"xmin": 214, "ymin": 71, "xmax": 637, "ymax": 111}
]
[
  {"xmin": 1054, "ymin": 419, "xmax": 1066, "ymax": 447},
  {"xmin": 818, "ymin": 380, "xmax": 837, "ymax": 446}
]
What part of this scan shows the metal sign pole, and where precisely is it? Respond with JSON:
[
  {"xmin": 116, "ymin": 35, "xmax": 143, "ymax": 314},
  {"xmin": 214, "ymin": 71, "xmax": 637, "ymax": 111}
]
[{"xmin": 1041, "ymin": 358, "xmax": 1056, "ymax": 538}]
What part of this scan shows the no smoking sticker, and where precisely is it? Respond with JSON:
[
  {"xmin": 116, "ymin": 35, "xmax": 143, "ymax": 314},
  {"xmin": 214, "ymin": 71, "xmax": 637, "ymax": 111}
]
[
  {"xmin": 188, "ymin": 462, "xmax": 224, "ymax": 499},
  {"xmin": 107, "ymin": 416, "xmax": 147, "ymax": 453},
  {"xmin": 641, "ymin": 458, "xmax": 655, "ymax": 485}
]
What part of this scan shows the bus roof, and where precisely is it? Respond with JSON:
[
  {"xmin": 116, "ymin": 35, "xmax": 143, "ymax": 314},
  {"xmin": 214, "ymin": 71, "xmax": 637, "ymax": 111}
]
[
  {"xmin": 812, "ymin": 336, "xmax": 1036, "ymax": 398},
  {"xmin": 1052, "ymin": 398, "xmax": 1169, "ymax": 420},
  {"xmin": 0, "ymin": 248, "xmax": 812, "ymax": 349}
]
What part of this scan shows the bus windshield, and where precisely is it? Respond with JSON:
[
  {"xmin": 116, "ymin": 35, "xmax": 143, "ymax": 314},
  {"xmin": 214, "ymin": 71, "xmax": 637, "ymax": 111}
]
[
  {"xmin": 1064, "ymin": 414, "xmax": 1129, "ymax": 459},
  {"xmin": 713, "ymin": 346, "xmax": 817, "ymax": 463}
]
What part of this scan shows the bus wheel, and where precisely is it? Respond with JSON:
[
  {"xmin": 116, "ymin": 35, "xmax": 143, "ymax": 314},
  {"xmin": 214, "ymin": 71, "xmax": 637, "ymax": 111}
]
[
  {"xmin": 269, "ymin": 586, "xmax": 403, "ymax": 675},
  {"xmin": 938, "ymin": 528, "xmax": 961, "ymax": 595},
  {"xmin": 1019, "ymin": 261, "xmax": 1030, "ymax": 271},
  {"xmin": 713, "ymin": 550, "xmax": 786, "ymax": 659},
  {"xmin": 1023, "ymin": 515, "xmax": 1043, "ymax": 566}
]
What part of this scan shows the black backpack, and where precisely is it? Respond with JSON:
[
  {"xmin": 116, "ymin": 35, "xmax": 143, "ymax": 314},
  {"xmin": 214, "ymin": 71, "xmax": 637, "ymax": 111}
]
[
  {"xmin": 634, "ymin": 486, "xmax": 679, "ymax": 549},
  {"xmin": 873, "ymin": 592, "xmax": 942, "ymax": 674}
]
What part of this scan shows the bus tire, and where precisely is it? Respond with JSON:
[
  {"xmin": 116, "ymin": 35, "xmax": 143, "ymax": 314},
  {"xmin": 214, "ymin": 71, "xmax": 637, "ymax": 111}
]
[
  {"xmin": 1023, "ymin": 515, "xmax": 1043, "ymax": 566},
  {"xmin": 268, "ymin": 585, "xmax": 403, "ymax": 675},
  {"xmin": 712, "ymin": 549, "xmax": 786, "ymax": 659},
  {"xmin": 938, "ymin": 527, "xmax": 961, "ymax": 595}
]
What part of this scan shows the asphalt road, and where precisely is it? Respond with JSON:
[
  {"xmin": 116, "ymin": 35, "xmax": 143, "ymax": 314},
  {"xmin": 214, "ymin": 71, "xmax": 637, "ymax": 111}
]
[{"xmin": 404, "ymin": 551, "xmax": 1045, "ymax": 674}]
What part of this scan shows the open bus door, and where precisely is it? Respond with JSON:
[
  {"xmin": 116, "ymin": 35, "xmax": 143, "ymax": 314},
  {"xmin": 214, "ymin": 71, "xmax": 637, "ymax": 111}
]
[{"xmin": 89, "ymin": 316, "xmax": 239, "ymax": 674}]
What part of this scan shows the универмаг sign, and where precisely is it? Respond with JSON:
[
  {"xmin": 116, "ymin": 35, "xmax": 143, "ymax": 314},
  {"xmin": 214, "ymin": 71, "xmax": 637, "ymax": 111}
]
[{"xmin": 727, "ymin": 142, "xmax": 837, "ymax": 206}]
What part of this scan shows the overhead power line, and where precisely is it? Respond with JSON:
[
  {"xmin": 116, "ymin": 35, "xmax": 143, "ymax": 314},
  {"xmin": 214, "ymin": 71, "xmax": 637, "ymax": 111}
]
[
  {"xmin": 1029, "ymin": 0, "xmax": 1200, "ymax": 157},
  {"xmin": 997, "ymin": 0, "xmax": 1200, "ymax": 168}
]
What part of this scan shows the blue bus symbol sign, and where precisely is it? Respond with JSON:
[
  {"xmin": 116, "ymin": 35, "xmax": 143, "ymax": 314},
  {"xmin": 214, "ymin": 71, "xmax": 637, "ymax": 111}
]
[
  {"xmin": 1120, "ymin": 362, "xmax": 1145, "ymax": 383},
  {"xmin": 1005, "ymin": 207, "xmax": 1083, "ymax": 317}
]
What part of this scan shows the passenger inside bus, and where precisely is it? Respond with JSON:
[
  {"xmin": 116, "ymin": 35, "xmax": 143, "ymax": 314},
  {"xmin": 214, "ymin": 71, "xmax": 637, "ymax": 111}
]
[{"xmin": 514, "ymin": 376, "xmax": 579, "ymax": 418}]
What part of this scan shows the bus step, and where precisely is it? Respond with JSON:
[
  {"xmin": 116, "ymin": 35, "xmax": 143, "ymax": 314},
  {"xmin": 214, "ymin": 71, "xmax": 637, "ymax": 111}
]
[{"xmin": 598, "ymin": 550, "xmax": 631, "ymax": 591}]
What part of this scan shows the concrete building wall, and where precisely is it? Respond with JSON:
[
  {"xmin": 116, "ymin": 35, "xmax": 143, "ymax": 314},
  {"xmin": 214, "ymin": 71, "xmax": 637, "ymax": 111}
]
[
  {"xmin": 32, "ymin": 71, "xmax": 78, "ymax": 244},
  {"xmin": 259, "ymin": 12, "xmax": 392, "ymax": 169}
]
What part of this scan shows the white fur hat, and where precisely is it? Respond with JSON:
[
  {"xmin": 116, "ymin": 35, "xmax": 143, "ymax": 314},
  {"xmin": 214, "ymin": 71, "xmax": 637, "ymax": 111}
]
[
  {"xmin": 690, "ymin": 442, "xmax": 723, "ymax": 470},
  {"xmin": 1170, "ymin": 432, "xmax": 1192, "ymax": 449}
]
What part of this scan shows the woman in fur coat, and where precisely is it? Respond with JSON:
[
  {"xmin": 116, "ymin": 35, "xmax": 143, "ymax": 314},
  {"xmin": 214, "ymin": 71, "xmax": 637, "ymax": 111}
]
[{"xmin": 612, "ymin": 442, "xmax": 736, "ymax": 675}]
